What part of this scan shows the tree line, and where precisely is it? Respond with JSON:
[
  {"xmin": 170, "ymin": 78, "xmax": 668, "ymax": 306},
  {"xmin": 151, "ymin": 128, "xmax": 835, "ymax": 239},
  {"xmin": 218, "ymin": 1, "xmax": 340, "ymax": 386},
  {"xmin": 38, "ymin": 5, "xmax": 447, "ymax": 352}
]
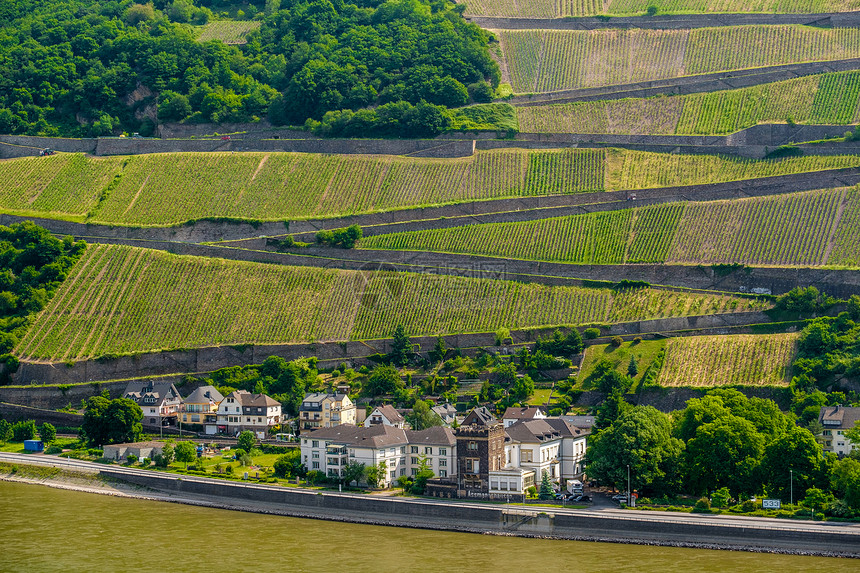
[{"xmin": 0, "ymin": 0, "xmax": 500, "ymax": 137}]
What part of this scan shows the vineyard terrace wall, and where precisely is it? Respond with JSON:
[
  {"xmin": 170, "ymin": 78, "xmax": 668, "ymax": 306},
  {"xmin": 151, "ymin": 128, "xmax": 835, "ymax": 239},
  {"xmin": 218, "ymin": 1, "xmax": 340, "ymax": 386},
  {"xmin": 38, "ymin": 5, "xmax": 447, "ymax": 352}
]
[
  {"xmin": 6, "ymin": 164, "xmax": 860, "ymax": 243},
  {"xmin": 509, "ymin": 58, "xmax": 860, "ymax": 105},
  {"xmin": 470, "ymin": 13, "xmax": 860, "ymax": 31},
  {"xmin": 12, "ymin": 310, "xmax": 773, "ymax": 386}
]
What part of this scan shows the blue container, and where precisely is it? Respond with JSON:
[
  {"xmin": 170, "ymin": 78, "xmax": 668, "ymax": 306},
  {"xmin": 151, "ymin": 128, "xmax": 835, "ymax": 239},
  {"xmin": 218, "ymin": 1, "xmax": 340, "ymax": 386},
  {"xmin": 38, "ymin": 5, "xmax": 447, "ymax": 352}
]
[{"xmin": 23, "ymin": 440, "xmax": 44, "ymax": 452}]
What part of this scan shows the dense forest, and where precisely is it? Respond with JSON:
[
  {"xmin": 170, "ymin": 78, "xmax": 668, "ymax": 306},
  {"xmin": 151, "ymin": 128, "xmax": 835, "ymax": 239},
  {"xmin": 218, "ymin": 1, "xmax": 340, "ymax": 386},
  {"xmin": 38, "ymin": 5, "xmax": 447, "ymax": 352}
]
[
  {"xmin": 0, "ymin": 222, "xmax": 85, "ymax": 376},
  {"xmin": 0, "ymin": 0, "xmax": 500, "ymax": 137}
]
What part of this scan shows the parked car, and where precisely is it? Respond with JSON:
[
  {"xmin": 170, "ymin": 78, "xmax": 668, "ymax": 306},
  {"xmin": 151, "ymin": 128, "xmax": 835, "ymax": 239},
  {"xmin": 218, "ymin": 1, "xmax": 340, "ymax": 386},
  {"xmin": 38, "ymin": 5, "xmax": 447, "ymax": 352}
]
[
  {"xmin": 612, "ymin": 493, "xmax": 629, "ymax": 503},
  {"xmin": 571, "ymin": 494, "xmax": 592, "ymax": 503}
]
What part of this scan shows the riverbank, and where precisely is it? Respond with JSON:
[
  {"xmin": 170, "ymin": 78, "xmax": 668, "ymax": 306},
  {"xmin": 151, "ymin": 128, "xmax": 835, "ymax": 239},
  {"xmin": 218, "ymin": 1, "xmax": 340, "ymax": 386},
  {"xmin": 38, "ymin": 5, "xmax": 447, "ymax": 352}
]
[{"xmin": 2, "ymin": 455, "xmax": 858, "ymax": 559}]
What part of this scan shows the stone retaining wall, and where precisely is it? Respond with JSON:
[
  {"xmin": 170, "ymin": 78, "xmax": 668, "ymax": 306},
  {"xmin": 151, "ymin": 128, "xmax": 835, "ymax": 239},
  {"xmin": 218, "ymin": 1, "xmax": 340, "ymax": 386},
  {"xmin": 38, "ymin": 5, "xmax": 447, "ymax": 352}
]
[
  {"xmin": 98, "ymin": 468, "xmax": 860, "ymax": 555},
  {"xmin": 509, "ymin": 58, "xmax": 860, "ymax": 105},
  {"xmin": 0, "ymin": 402, "xmax": 83, "ymax": 426},
  {"xmin": 471, "ymin": 12, "xmax": 860, "ymax": 30},
  {"xmin": 11, "ymin": 311, "xmax": 772, "ymax": 386}
]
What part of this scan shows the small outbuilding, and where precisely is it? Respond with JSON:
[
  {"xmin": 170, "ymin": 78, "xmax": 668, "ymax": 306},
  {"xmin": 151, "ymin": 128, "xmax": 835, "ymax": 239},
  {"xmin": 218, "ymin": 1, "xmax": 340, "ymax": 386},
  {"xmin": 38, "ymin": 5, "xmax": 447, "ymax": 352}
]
[
  {"xmin": 23, "ymin": 440, "xmax": 44, "ymax": 452},
  {"xmin": 103, "ymin": 441, "xmax": 166, "ymax": 462}
]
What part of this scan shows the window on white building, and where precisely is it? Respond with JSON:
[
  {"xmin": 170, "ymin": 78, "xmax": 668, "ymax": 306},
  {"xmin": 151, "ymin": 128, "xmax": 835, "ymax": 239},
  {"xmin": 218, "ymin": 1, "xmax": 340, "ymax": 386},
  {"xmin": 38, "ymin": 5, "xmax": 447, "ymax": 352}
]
[
  {"xmin": 439, "ymin": 459, "xmax": 447, "ymax": 467},
  {"xmin": 439, "ymin": 448, "xmax": 447, "ymax": 456},
  {"xmin": 424, "ymin": 447, "xmax": 432, "ymax": 454},
  {"xmin": 411, "ymin": 446, "xmax": 418, "ymax": 453},
  {"xmin": 439, "ymin": 470, "xmax": 447, "ymax": 478},
  {"xmin": 312, "ymin": 440, "xmax": 319, "ymax": 447},
  {"xmin": 312, "ymin": 462, "xmax": 319, "ymax": 469}
]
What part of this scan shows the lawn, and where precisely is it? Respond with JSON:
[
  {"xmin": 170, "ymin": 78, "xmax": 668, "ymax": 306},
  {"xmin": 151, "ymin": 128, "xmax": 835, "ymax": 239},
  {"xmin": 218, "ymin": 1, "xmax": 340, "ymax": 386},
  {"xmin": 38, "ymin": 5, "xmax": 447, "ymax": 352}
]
[
  {"xmin": 528, "ymin": 389, "xmax": 555, "ymax": 406},
  {"xmin": 576, "ymin": 339, "xmax": 667, "ymax": 390}
]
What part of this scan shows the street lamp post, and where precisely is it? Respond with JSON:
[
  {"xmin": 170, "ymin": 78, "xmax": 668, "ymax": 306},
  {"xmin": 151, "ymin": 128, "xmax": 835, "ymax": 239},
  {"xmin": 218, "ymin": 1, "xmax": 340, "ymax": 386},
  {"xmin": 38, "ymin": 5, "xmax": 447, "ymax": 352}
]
[
  {"xmin": 627, "ymin": 464, "xmax": 631, "ymax": 505},
  {"xmin": 790, "ymin": 469, "xmax": 794, "ymax": 506}
]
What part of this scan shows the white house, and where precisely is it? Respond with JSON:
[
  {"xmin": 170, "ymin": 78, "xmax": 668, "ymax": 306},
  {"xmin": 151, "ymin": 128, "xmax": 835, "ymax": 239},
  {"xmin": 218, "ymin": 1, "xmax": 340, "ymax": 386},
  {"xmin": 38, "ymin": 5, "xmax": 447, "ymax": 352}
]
[
  {"xmin": 301, "ymin": 424, "xmax": 456, "ymax": 486},
  {"xmin": 123, "ymin": 380, "xmax": 182, "ymax": 427},
  {"xmin": 214, "ymin": 390, "xmax": 281, "ymax": 438},
  {"xmin": 819, "ymin": 405, "xmax": 860, "ymax": 456},
  {"xmin": 364, "ymin": 404, "xmax": 405, "ymax": 429},
  {"xmin": 502, "ymin": 406, "xmax": 546, "ymax": 428}
]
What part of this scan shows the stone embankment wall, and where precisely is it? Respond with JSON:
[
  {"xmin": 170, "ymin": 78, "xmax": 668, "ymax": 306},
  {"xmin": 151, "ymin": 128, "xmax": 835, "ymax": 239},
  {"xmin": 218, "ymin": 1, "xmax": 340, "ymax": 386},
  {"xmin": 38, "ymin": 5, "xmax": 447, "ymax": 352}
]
[
  {"xmin": 12, "ymin": 312, "xmax": 772, "ymax": 386},
  {"xmin": 470, "ymin": 12, "xmax": 860, "ymax": 30},
  {"xmin": 0, "ymin": 402, "xmax": 84, "ymax": 426},
  {"xmin": 509, "ymin": 58, "xmax": 860, "ymax": 105},
  {"xmin": 0, "ymin": 375, "xmax": 188, "ymax": 410},
  {"xmin": 98, "ymin": 468, "xmax": 860, "ymax": 556}
]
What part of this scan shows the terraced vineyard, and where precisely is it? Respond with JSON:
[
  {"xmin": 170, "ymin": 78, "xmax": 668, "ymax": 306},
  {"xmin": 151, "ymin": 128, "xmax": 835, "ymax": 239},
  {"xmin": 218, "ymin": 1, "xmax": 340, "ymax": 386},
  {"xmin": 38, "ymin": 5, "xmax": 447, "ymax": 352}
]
[
  {"xmin": 667, "ymin": 188, "xmax": 844, "ymax": 265},
  {"xmin": 13, "ymin": 244, "xmax": 770, "ymax": 361},
  {"xmin": 519, "ymin": 71, "xmax": 860, "ymax": 135},
  {"xmin": 500, "ymin": 26, "xmax": 860, "ymax": 93},
  {"xmin": 467, "ymin": 0, "xmax": 857, "ymax": 17},
  {"xmin": 0, "ymin": 154, "xmax": 123, "ymax": 219},
  {"xmin": 604, "ymin": 150, "xmax": 860, "ymax": 190},
  {"xmin": 3, "ymin": 150, "xmax": 857, "ymax": 225},
  {"xmin": 657, "ymin": 333, "xmax": 799, "ymax": 387},
  {"xmin": 196, "ymin": 20, "xmax": 261, "ymax": 44},
  {"xmin": 92, "ymin": 149, "xmax": 603, "ymax": 224},
  {"xmin": 361, "ymin": 187, "xmax": 860, "ymax": 266}
]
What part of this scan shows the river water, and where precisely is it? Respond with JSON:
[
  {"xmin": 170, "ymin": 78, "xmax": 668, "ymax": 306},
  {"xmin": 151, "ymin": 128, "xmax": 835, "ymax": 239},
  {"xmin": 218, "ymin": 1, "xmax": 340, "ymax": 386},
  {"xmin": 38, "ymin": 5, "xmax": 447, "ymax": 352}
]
[{"xmin": 0, "ymin": 481, "xmax": 853, "ymax": 572}]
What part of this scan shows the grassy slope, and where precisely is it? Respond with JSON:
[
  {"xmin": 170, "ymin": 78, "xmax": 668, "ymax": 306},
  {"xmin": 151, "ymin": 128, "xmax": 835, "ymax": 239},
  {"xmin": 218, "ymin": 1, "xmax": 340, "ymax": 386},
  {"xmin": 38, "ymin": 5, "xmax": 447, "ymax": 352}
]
[
  {"xmin": 14, "ymin": 244, "xmax": 769, "ymax": 361},
  {"xmin": 576, "ymin": 339, "xmax": 667, "ymax": 389}
]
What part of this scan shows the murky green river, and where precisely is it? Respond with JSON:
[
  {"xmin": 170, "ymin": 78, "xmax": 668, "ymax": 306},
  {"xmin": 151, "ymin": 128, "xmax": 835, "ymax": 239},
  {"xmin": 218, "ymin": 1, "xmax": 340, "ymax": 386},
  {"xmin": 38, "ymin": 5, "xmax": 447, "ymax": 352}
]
[{"xmin": 0, "ymin": 480, "xmax": 854, "ymax": 572}]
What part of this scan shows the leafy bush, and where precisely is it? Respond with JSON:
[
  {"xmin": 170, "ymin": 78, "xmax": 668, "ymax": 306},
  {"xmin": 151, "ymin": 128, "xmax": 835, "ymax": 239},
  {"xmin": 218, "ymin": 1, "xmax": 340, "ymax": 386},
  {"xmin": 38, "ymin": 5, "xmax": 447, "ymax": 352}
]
[
  {"xmin": 584, "ymin": 328, "xmax": 600, "ymax": 340},
  {"xmin": 11, "ymin": 420, "xmax": 36, "ymax": 442},
  {"xmin": 694, "ymin": 497, "xmax": 711, "ymax": 510},
  {"xmin": 610, "ymin": 336, "xmax": 623, "ymax": 348},
  {"xmin": 315, "ymin": 225, "xmax": 363, "ymax": 249}
]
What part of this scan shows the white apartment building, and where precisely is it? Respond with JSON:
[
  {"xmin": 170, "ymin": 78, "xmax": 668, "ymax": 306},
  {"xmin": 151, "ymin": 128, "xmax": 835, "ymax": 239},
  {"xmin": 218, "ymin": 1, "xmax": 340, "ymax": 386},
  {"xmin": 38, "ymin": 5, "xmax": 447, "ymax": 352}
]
[
  {"xmin": 819, "ymin": 405, "xmax": 860, "ymax": 456},
  {"xmin": 214, "ymin": 390, "xmax": 281, "ymax": 438},
  {"xmin": 301, "ymin": 425, "xmax": 456, "ymax": 487}
]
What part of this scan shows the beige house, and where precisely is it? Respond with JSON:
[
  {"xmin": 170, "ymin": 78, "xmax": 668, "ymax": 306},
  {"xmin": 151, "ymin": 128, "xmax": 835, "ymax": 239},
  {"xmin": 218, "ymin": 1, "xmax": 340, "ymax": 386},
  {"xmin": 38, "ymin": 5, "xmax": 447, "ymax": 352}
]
[
  {"xmin": 299, "ymin": 393, "xmax": 356, "ymax": 430},
  {"xmin": 181, "ymin": 385, "xmax": 223, "ymax": 433}
]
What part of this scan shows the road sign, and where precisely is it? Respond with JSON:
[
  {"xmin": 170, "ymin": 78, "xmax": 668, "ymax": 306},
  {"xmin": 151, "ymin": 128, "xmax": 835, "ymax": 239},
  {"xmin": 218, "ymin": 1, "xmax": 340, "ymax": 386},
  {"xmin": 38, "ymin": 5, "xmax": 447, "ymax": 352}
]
[{"xmin": 762, "ymin": 499, "xmax": 781, "ymax": 509}]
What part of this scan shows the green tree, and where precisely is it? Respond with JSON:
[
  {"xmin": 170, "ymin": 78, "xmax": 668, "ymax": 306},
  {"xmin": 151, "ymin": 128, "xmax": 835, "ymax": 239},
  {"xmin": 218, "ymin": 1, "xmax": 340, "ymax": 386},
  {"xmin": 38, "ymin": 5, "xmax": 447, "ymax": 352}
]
[
  {"xmin": 831, "ymin": 457, "xmax": 860, "ymax": 510},
  {"xmin": 175, "ymin": 441, "xmax": 196, "ymax": 469},
  {"xmin": 0, "ymin": 419, "xmax": 11, "ymax": 444},
  {"xmin": 389, "ymin": 325, "xmax": 413, "ymax": 366},
  {"xmin": 273, "ymin": 450, "xmax": 303, "ymax": 478},
  {"xmin": 684, "ymin": 415, "xmax": 764, "ymax": 496},
  {"xmin": 156, "ymin": 442, "xmax": 175, "ymax": 468},
  {"xmin": 845, "ymin": 421, "xmax": 860, "ymax": 448},
  {"xmin": 364, "ymin": 365, "xmax": 404, "ymax": 397},
  {"xmin": 595, "ymin": 387, "xmax": 631, "ymax": 430},
  {"xmin": 237, "ymin": 430, "xmax": 256, "ymax": 453},
  {"xmin": 412, "ymin": 455, "xmax": 435, "ymax": 494},
  {"xmin": 711, "ymin": 486, "xmax": 731, "ymax": 508},
  {"xmin": 407, "ymin": 400, "xmax": 443, "ymax": 430},
  {"xmin": 342, "ymin": 461, "xmax": 366, "ymax": 487},
  {"xmin": 509, "ymin": 375, "xmax": 535, "ymax": 404},
  {"xmin": 538, "ymin": 470, "xmax": 554, "ymax": 500},
  {"xmin": 802, "ymin": 487, "xmax": 831, "ymax": 519},
  {"xmin": 586, "ymin": 406, "xmax": 683, "ymax": 496},
  {"xmin": 82, "ymin": 397, "xmax": 143, "ymax": 447},
  {"xmin": 11, "ymin": 420, "xmax": 36, "ymax": 441},
  {"xmin": 364, "ymin": 461, "xmax": 386, "ymax": 488},
  {"xmin": 429, "ymin": 336, "xmax": 448, "ymax": 364},
  {"xmin": 39, "ymin": 422, "xmax": 56, "ymax": 444},
  {"xmin": 625, "ymin": 356, "xmax": 638, "ymax": 377},
  {"xmin": 760, "ymin": 426, "xmax": 821, "ymax": 500}
]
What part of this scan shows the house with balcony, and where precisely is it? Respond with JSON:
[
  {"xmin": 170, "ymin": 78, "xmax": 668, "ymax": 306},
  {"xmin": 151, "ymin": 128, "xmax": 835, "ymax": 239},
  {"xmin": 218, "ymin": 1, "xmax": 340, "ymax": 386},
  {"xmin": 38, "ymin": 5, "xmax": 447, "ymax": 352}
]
[
  {"xmin": 819, "ymin": 405, "xmax": 860, "ymax": 456},
  {"xmin": 502, "ymin": 418, "xmax": 589, "ymax": 489},
  {"xmin": 123, "ymin": 380, "xmax": 182, "ymax": 427},
  {"xmin": 300, "ymin": 424, "xmax": 456, "ymax": 486},
  {"xmin": 364, "ymin": 404, "xmax": 405, "ymax": 429},
  {"xmin": 299, "ymin": 393, "xmax": 356, "ymax": 430},
  {"xmin": 181, "ymin": 386, "xmax": 223, "ymax": 434},
  {"xmin": 215, "ymin": 390, "xmax": 281, "ymax": 438}
]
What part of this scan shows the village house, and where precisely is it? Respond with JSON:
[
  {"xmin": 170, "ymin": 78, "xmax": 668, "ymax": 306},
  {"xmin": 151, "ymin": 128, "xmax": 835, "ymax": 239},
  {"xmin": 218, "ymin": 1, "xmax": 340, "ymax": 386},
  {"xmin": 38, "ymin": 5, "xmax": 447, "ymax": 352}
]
[
  {"xmin": 214, "ymin": 390, "xmax": 281, "ymax": 438},
  {"xmin": 431, "ymin": 403, "xmax": 459, "ymax": 426},
  {"xmin": 123, "ymin": 380, "xmax": 183, "ymax": 427},
  {"xmin": 299, "ymin": 393, "xmax": 356, "ymax": 430},
  {"xmin": 364, "ymin": 404, "xmax": 406, "ymax": 429},
  {"xmin": 180, "ymin": 386, "xmax": 223, "ymax": 434},
  {"xmin": 300, "ymin": 424, "xmax": 456, "ymax": 486},
  {"xmin": 501, "ymin": 406, "xmax": 547, "ymax": 428},
  {"xmin": 819, "ymin": 405, "xmax": 860, "ymax": 456}
]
